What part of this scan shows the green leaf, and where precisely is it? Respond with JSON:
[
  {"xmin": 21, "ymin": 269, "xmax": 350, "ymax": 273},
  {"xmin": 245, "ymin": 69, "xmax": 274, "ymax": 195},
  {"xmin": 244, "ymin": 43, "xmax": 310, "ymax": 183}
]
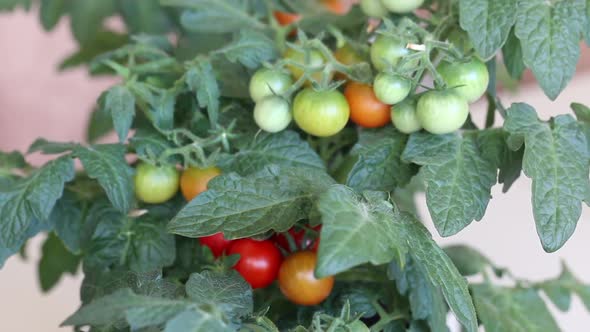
[
  {"xmin": 86, "ymin": 104, "xmax": 114, "ymax": 143},
  {"xmin": 39, "ymin": 0, "xmax": 67, "ymax": 31},
  {"xmin": 396, "ymin": 212, "xmax": 478, "ymax": 332},
  {"xmin": 0, "ymin": 0, "xmax": 32, "ymax": 11},
  {"xmin": 472, "ymin": 284, "xmax": 560, "ymax": 332},
  {"xmin": 389, "ymin": 260, "xmax": 449, "ymax": 332},
  {"xmin": 443, "ymin": 245, "xmax": 492, "ymax": 276},
  {"xmin": 130, "ymin": 128, "xmax": 177, "ymax": 163},
  {"xmin": 0, "ymin": 218, "xmax": 51, "ymax": 268},
  {"xmin": 85, "ymin": 202, "xmax": 176, "ymax": 272},
  {"xmin": 118, "ymin": 0, "xmax": 170, "ymax": 34},
  {"xmin": 38, "ymin": 233, "xmax": 80, "ymax": 292},
  {"xmin": 347, "ymin": 128, "xmax": 417, "ymax": 192},
  {"xmin": 48, "ymin": 191, "xmax": 88, "ymax": 254},
  {"xmin": 515, "ymin": 0, "xmax": 585, "ymax": 100},
  {"xmin": 504, "ymin": 103, "xmax": 590, "ymax": 252},
  {"xmin": 0, "ymin": 156, "xmax": 74, "ymax": 248},
  {"xmin": 502, "ymin": 27, "xmax": 526, "ymax": 80},
  {"xmin": 186, "ymin": 270, "xmax": 253, "ymax": 319},
  {"xmin": 162, "ymin": 0, "xmax": 267, "ymax": 34},
  {"xmin": 218, "ymin": 29, "xmax": 278, "ymax": 69},
  {"xmin": 69, "ymin": 0, "xmax": 116, "ymax": 45},
  {"xmin": 186, "ymin": 60, "xmax": 220, "ymax": 127},
  {"xmin": 315, "ymin": 186, "xmax": 407, "ymax": 277},
  {"xmin": 477, "ymin": 128, "xmax": 523, "ymax": 193},
  {"xmin": 404, "ymin": 135, "xmax": 497, "ymax": 236},
  {"xmin": 129, "ymin": 82, "xmax": 176, "ymax": 131},
  {"xmin": 459, "ymin": 0, "xmax": 517, "ymax": 59},
  {"xmin": 73, "ymin": 144, "xmax": 134, "ymax": 213},
  {"xmin": 571, "ymin": 102, "xmax": 590, "ymax": 123},
  {"xmin": 586, "ymin": 0, "xmax": 590, "ymax": 45},
  {"xmin": 168, "ymin": 165, "xmax": 335, "ymax": 239},
  {"xmin": 104, "ymin": 85, "xmax": 136, "ymax": 143},
  {"xmin": 0, "ymin": 150, "xmax": 27, "ymax": 173},
  {"xmin": 164, "ymin": 310, "xmax": 232, "ymax": 332},
  {"xmin": 218, "ymin": 130, "xmax": 325, "ymax": 175},
  {"xmin": 28, "ymin": 138, "xmax": 78, "ymax": 154},
  {"xmin": 538, "ymin": 263, "xmax": 590, "ymax": 312},
  {"xmin": 60, "ymin": 30, "xmax": 129, "ymax": 71}
]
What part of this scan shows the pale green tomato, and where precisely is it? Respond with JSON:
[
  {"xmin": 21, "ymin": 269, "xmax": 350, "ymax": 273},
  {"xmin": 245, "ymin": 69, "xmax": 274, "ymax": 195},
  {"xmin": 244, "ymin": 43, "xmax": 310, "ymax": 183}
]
[
  {"xmin": 373, "ymin": 73, "xmax": 412, "ymax": 105},
  {"xmin": 254, "ymin": 96, "xmax": 292, "ymax": 133},
  {"xmin": 437, "ymin": 58, "xmax": 489, "ymax": 103},
  {"xmin": 134, "ymin": 162, "xmax": 179, "ymax": 204},
  {"xmin": 381, "ymin": 0, "xmax": 424, "ymax": 13},
  {"xmin": 392, "ymin": 99, "xmax": 422, "ymax": 134},
  {"xmin": 293, "ymin": 88, "xmax": 350, "ymax": 137},
  {"xmin": 360, "ymin": 0, "xmax": 388, "ymax": 17},
  {"xmin": 416, "ymin": 90, "xmax": 469, "ymax": 134},
  {"xmin": 370, "ymin": 35, "xmax": 412, "ymax": 71},
  {"xmin": 249, "ymin": 68, "xmax": 292, "ymax": 102}
]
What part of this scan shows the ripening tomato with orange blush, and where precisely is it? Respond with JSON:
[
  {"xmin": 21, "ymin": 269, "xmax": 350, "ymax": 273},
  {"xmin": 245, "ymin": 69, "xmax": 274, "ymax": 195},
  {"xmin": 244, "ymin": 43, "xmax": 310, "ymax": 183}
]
[{"xmin": 344, "ymin": 81, "xmax": 391, "ymax": 128}]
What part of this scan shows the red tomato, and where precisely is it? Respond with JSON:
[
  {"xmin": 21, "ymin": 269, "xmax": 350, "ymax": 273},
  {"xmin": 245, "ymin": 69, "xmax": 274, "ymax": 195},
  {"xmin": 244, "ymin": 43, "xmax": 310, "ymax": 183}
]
[
  {"xmin": 344, "ymin": 81, "xmax": 391, "ymax": 128},
  {"xmin": 199, "ymin": 233, "xmax": 232, "ymax": 258},
  {"xmin": 274, "ymin": 225, "xmax": 322, "ymax": 252},
  {"xmin": 273, "ymin": 11, "xmax": 301, "ymax": 36},
  {"xmin": 227, "ymin": 239, "xmax": 283, "ymax": 289},
  {"xmin": 278, "ymin": 251, "xmax": 334, "ymax": 305}
]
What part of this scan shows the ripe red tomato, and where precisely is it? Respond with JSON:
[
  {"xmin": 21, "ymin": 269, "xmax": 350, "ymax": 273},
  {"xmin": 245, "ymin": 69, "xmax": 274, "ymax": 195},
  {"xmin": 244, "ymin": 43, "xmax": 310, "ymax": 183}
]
[
  {"xmin": 278, "ymin": 251, "xmax": 334, "ymax": 305},
  {"xmin": 199, "ymin": 233, "xmax": 232, "ymax": 258},
  {"xmin": 180, "ymin": 166, "xmax": 221, "ymax": 201},
  {"xmin": 273, "ymin": 225, "xmax": 321, "ymax": 252},
  {"xmin": 321, "ymin": 0, "xmax": 354, "ymax": 15},
  {"xmin": 227, "ymin": 239, "xmax": 283, "ymax": 289},
  {"xmin": 273, "ymin": 11, "xmax": 301, "ymax": 36},
  {"xmin": 344, "ymin": 81, "xmax": 391, "ymax": 128}
]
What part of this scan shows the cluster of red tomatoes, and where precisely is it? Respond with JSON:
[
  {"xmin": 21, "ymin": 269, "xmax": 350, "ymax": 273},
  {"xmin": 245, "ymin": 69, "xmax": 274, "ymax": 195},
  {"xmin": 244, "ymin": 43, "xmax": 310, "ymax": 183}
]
[
  {"xmin": 252, "ymin": 1, "xmax": 489, "ymax": 137},
  {"xmin": 133, "ymin": 162, "xmax": 334, "ymax": 306}
]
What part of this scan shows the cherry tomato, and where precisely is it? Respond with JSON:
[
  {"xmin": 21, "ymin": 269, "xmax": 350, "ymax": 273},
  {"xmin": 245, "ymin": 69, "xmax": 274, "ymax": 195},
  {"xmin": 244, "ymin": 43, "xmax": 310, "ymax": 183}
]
[
  {"xmin": 293, "ymin": 88, "xmax": 350, "ymax": 137},
  {"xmin": 370, "ymin": 35, "xmax": 413, "ymax": 72},
  {"xmin": 348, "ymin": 320, "xmax": 370, "ymax": 332},
  {"xmin": 284, "ymin": 47, "xmax": 330, "ymax": 85},
  {"xmin": 381, "ymin": 0, "xmax": 424, "ymax": 13},
  {"xmin": 360, "ymin": 0, "xmax": 388, "ymax": 18},
  {"xmin": 228, "ymin": 239, "xmax": 283, "ymax": 289},
  {"xmin": 254, "ymin": 96, "xmax": 292, "ymax": 133},
  {"xmin": 334, "ymin": 44, "xmax": 363, "ymax": 80},
  {"xmin": 437, "ymin": 58, "xmax": 489, "ymax": 103},
  {"xmin": 199, "ymin": 233, "xmax": 232, "ymax": 258},
  {"xmin": 273, "ymin": 11, "xmax": 301, "ymax": 36},
  {"xmin": 180, "ymin": 166, "xmax": 221, "ymax": 201},
  {"xmin": 391, "ymin": 99, "xmax": 422, "ymax": 134},
  {"xmin": 278, "ymin": 251, "xmax": 334, "ymax": 305},
  {"xmin": 344, "ymin": 81, "xmax": 390, "ymax": 128},
  {"xmin": 134, "ymin": 162, "xmax": 179, "ymax": 204},
  {"xmin": 274, "ymin": 225, "xmax": 321, "ymax": 252},
  {"xmin": 321, "ymin": 0, "xmax": 354, "ymax": 15},
  {"xmin": 416, "ymin": 90, "xmax": 469, "ymax": 134},
  {"xmin": 373, "ymin": 73, "xmax": 412, "ymax": 105},
  {"xmin": 249, "ymin": 68, "xmax": 293, "ymax": 102}
]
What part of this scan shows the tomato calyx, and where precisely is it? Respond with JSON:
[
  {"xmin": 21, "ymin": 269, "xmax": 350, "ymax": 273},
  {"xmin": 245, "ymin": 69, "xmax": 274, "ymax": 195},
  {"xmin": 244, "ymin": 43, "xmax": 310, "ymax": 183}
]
[{"xmin": 273, "ymin": 225, "xmax": 321, "ymax": 254}]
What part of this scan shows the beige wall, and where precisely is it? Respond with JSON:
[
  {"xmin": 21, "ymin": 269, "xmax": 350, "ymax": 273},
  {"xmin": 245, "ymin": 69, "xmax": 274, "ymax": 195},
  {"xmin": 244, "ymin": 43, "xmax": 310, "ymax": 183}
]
[{"xmin": 1, "ymin": 9, "xmax": 589, "ymax": 332}]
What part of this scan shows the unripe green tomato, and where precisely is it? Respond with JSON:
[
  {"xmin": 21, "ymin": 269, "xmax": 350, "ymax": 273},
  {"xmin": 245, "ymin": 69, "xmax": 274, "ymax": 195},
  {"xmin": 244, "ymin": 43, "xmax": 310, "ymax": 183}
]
[
  {"xmin": 134, "ymin": 162, "xmax": 180, "ymax": 204},
  {"xmin": 373, "ymin": 73, "xmax": 412, "ymax": 105},
  {"xmin": 437, "ymin": 58, "xmax": 489, "ymax": 103},
  {"xmin": 380, "ymin": 0, "xmax": 424, "ymax": 13},
  {"xmin": 254, "ymin": 96, "xmax": 292, "ymax": 133},
  {"xmin": 293, "ymin": 88, "xmax": 350, "ymax": 137},
  {"xmin": 346, "ymin": 320, "xmax": 370, "ymax": 332},
  {"xmin": 360, "ymin": 0, "xmax": 388, "ymax": 17},
  {"xmin": 249, "ymin": 68, "xmax": 293, "ymax": 103},
  {"xmin": 284, "ymin": 47, "xmax": 329, "ymax": 85},
  {"xmin": 370, "ymin": 35, "xmax": 412, "ymax": 72},
  {"xmin": 416, "ymin": 90, "xmax": 469, "ymax": 134},
  {"xmin": 392, "ymin": 99, "xmax": 422, "ymax": 134}
]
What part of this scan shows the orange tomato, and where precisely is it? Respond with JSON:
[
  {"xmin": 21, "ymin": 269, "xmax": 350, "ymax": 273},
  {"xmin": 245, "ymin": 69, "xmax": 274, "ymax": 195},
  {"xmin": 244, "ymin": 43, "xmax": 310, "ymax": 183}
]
[
  {"xmin": 344, "ymin": 81, "xmax": 391, "ymax": 128},
  {"xmin": 180, "ymin": 166, "xmax": 221, "ymax": 201},
  {"xmin": 273, "ymin": 11, "xmax": 302, "ymax": 37},
  {"xmin": 278, "ymin": 251, "xmax": 334, "ymax": 305},
  {"xmin": 321, "ymin": 0, "xmax": 354, "ymax": 15}
]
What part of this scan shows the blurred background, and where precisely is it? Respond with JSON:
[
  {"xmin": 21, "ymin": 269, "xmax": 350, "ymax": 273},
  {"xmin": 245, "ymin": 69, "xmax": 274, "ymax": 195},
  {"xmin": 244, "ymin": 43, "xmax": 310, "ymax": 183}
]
[{"xmin": 1, "ymin": 8, "xmax": 590, "ymax": 332}]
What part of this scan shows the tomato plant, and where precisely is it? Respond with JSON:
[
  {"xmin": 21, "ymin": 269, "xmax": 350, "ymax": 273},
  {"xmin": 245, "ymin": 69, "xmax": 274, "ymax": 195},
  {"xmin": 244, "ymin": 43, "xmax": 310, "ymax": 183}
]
[
  {"xmin": 227, "ymin": 239, "xmax": 283, "ymax": 289},
  {"xmin": 134, "ymin": 162, "xmax": 180, "ymax": 204},
  {"xmin": 180, "ymin": 166, "xmax": 221, "ymax": 201},
  {"xmin": 278, "ymin": 251, "xmax": 334, "ymax": 306},
  {"xmin": 416, "ymin": 90, "xmax": 469, "ymax": 134},
  {"xmin": 199, "ymin": 233, "xmax": 232, "ymax": 258},
  {"xmin": 344, "ymin": 81, "xmax": 391, "ymax": 128},
  {"xmin": 3, "ymin": 1, "xmax": 590, "ymax": 331},
  {"xmin": 293, "ymin": 88, "xmax": 350, "ymax": 137}
]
